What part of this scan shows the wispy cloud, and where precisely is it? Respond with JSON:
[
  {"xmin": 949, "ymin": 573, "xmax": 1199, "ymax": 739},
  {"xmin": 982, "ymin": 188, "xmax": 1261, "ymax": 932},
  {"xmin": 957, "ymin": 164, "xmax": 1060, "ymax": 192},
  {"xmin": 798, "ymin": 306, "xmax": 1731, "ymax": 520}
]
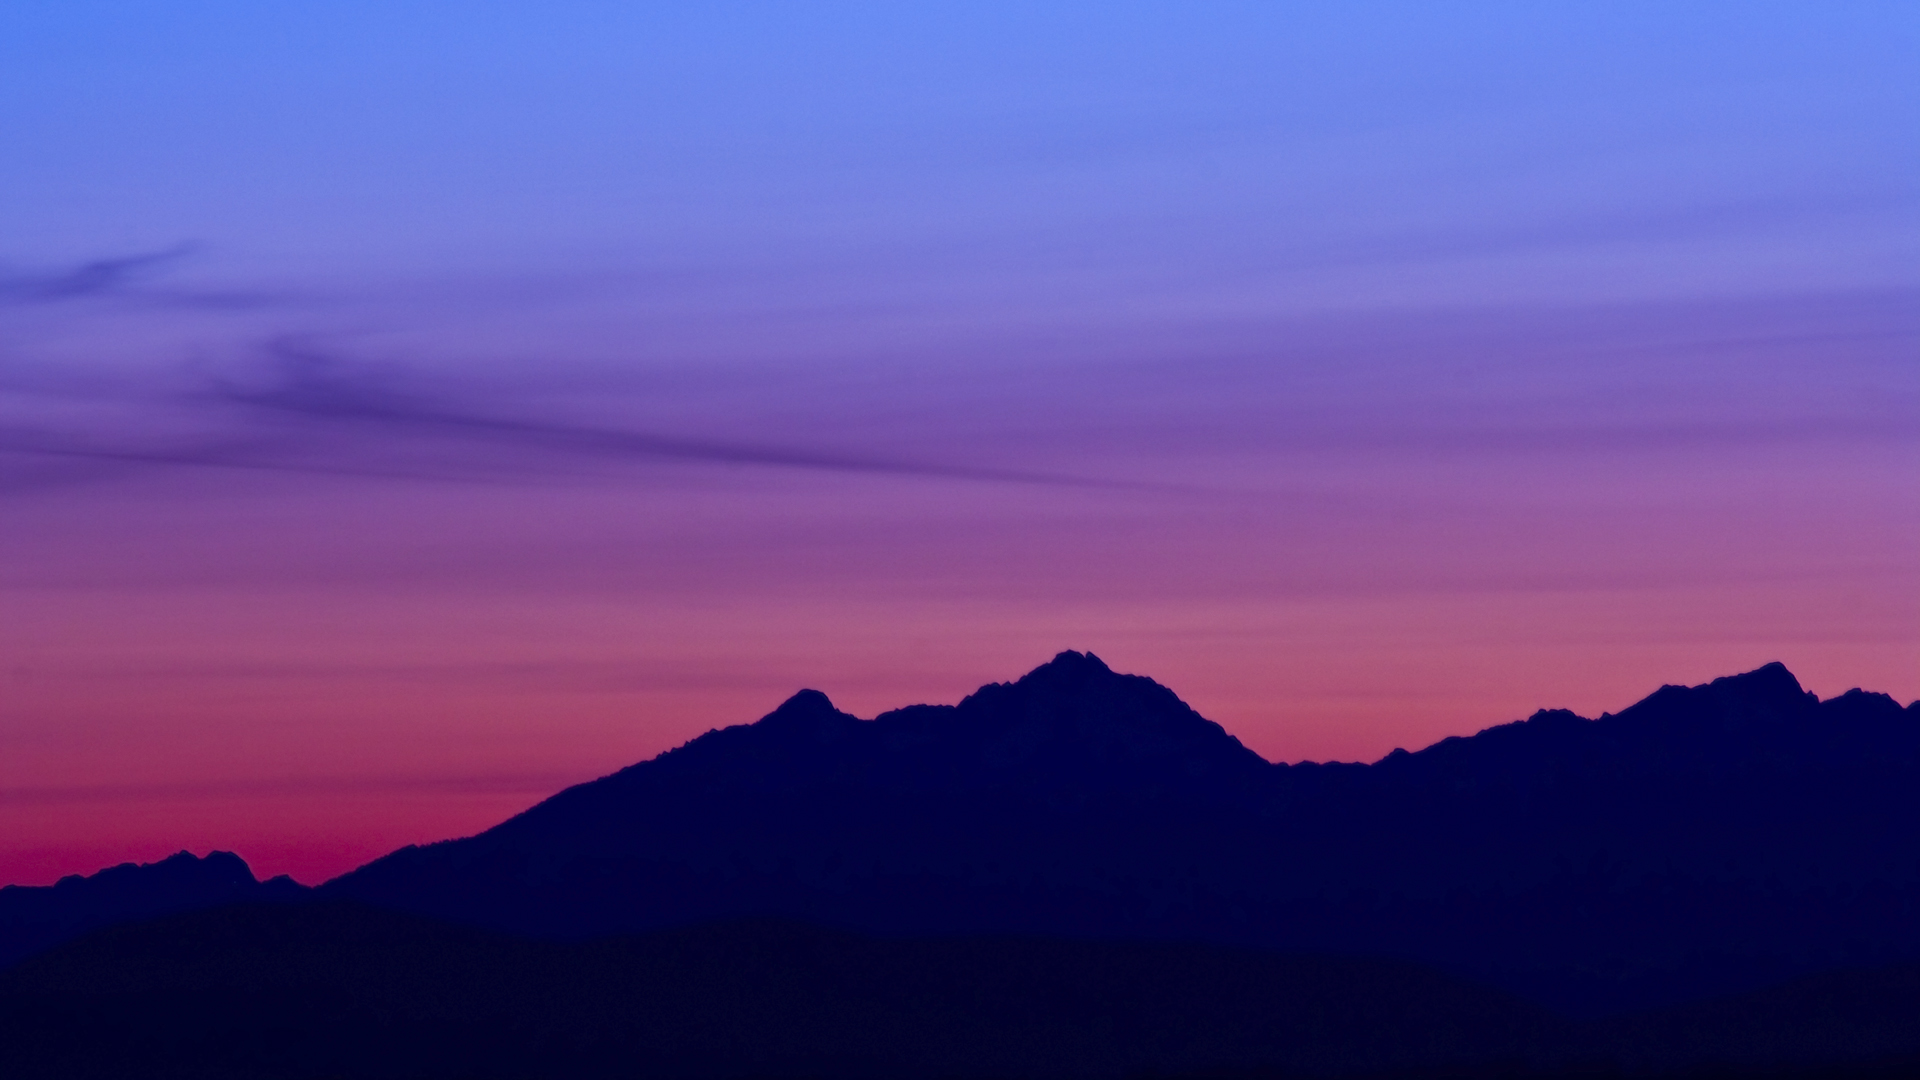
[
  {"xmin": 227, "ymin": 339, "xmax": 1125, "ymax": 482},
  {"xmin": 0, "ymin": 336, "xmax": 1140, "ymax": 493},
  {"xmin": 3, "ymin": 245, "xmax": 1912, "ymax": 501},
  {"xmin": 0, "ymin": 245, "xmax": 197, "ymax": 302},
  {"xmin": 0, "ymin": 244, "xmax": 279, "ymax": 309}
]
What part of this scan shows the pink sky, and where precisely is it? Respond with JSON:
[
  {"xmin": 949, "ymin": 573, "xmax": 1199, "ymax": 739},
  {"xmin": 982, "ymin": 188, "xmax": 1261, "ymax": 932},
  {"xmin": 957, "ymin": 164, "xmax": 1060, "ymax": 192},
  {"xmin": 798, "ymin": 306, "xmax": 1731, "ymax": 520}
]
[{"xmin": 4, "ymin": 290, "xmax": 1913, "ymax": 884}]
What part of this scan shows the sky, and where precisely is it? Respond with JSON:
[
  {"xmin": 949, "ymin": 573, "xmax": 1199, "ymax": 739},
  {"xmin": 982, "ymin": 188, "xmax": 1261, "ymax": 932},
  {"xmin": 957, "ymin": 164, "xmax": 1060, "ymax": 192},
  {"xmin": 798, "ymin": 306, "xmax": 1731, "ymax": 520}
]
[{"xmin": 2, "ymin": 2, "xmax": 1916, "ymax": 886}]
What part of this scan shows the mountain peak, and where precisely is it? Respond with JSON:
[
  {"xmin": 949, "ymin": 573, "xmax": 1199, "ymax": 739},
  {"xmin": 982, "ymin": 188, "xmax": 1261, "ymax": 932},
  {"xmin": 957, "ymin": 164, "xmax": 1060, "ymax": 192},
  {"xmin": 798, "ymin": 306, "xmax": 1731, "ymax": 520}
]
[
  {"xmin": 1707, "ymin": 661, "xmax": 1806, "ymax": 699},
  {"xmin": 739, "ymin": 688, "xmax": 856, "ymax": 742},
  {"xmin": 1011, "ymin": 650, "xmax": 1114, "ymax": 689},
  {"xmin": 1602, "ymin": 662, "xmax": 1813, "ymax": 725},
  {"xmin": 1042, "ymin": 649, "xmax": 1111, "ymax": 672},
  {"xmin": 923, "ymin": 651, "xmax": 1271, "ymax": 787},
  {"xmin": 765, "ymin": 688, "xmax": 840, "ymax": 720}
]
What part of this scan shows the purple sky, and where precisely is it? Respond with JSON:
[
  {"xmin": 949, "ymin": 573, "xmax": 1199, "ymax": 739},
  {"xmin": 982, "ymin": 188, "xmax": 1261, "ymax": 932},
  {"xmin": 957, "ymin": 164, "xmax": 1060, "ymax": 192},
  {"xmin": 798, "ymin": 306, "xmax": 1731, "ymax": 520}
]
[{"xmin": 2, "ymin": 2, "xmax": 1916, "ymax": 885}]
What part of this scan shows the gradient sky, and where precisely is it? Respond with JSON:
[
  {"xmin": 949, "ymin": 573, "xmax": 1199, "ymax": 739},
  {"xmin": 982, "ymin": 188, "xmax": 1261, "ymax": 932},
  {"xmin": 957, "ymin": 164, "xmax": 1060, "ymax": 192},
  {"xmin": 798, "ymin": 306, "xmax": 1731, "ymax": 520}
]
[{"xmin": 3, "ymin": 2, "xmax": 1916, "ymax": 886}]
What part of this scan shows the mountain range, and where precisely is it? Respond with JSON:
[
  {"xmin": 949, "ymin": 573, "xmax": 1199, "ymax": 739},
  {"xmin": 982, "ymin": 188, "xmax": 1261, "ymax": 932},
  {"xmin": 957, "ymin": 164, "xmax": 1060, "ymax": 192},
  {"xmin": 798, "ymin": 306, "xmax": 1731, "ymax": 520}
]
[
  {"xmin": 325, "ymin": 652, "xmax": 1920, "ymax": 1014},
  {"xmin": 4, "ymin": 652, "xmax": 1917, "ymax": 1077}
]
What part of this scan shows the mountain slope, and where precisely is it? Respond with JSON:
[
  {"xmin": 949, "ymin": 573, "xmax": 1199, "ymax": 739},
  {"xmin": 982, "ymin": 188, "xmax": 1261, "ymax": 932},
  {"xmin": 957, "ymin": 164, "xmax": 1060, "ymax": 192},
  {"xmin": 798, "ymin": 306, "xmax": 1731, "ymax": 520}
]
[
  {"xmin": 328, "ymin": 652, "xmax": 1287, "ymax": 943},
  {"xmin": 325, "ymin": 653, "xmax": 1920, "ymax": 1013},
  {"xmin": 1277, "ymin": 664, "xmax": 1920, "ymax": 1011}
]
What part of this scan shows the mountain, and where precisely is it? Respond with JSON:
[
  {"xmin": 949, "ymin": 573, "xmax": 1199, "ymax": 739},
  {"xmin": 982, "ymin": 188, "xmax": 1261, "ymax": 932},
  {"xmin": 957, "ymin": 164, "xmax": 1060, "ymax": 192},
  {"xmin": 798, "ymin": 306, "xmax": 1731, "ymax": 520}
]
[
  {"xmin": 325, "ymin": 653, "xmax": 1920, "ymax": 1014},
  {"xmin": 0, "ymin": 849, "xmax": 306, "ymax": 968},
  {"xmin": 327, "ymin": 651, "xmax": 1281, "ymax": 942}
]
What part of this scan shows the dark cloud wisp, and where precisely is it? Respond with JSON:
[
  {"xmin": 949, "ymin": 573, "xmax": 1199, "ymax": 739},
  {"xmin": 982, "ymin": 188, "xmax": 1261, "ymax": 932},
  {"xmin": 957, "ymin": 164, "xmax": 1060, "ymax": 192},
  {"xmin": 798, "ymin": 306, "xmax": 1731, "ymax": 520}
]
[
  {"xmin": 0, "ymin": 344, "xmax": 1133, "ymax": 493},
  {"xmin": 0, "ymin": 245, "xmax": 282, "ymax": 309}
]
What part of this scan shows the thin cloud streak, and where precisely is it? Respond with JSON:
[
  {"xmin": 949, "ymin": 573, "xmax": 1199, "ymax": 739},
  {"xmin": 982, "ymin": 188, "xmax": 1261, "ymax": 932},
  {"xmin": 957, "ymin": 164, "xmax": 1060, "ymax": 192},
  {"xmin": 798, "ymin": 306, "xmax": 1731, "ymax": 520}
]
[
  {"xmin": 0, "ymin": 245, "xmax": 196, "ymax": 302},
  {"xmin": 0, "ymin": 345, "xmax": 1159, "ymax": 494},
  {"xmin": 215, "ymin": 341, "xmax": 1153, "ymax": 489},
  {"xmin": 0, "ymin": 244, "xmax": 286, "ymax": 310},
  {"xmin": 3, "ymin": 286, "xmax": 1913, "ymax": 497},
  {"xmin": 0, "ymin": 772, "xmax": 586, "ymax": 807},
  {"xmin": 0, "ymin": 429, "xmax": 454, "ymax": 489}
]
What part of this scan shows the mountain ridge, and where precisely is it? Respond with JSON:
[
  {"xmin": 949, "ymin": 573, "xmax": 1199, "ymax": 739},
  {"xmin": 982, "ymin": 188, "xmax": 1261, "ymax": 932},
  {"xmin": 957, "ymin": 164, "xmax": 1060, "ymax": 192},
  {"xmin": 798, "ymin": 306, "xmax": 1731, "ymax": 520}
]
[
  {"xmin": 7, "ymin": 654, "xmax": 1916, "ymax": 1018},
  {"xmin": 0, "ymin": 850, "xmax": 306, "ymax": 969},
  {"xmin": 318, "ymin": 653, "xmax": 1920, "ymax": 1014}
]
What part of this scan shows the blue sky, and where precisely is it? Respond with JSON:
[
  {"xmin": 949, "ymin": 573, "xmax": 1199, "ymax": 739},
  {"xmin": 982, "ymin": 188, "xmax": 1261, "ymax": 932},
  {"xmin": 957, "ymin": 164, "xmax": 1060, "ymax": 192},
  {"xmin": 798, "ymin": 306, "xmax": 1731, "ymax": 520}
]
[{"xmin": 5, "ymin": 2, "xmax": 1912, "ymax": 300}]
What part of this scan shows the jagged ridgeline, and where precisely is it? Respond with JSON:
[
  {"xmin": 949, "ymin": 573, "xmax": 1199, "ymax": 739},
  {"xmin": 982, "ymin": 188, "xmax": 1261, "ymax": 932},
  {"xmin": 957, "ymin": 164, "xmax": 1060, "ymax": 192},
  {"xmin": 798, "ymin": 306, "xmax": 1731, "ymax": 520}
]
[
  {"xmin": 3, "ymin": 654, "xmax": 1918, "ymax": 1078},
  {"xmin": 323, "ymin": 652, "xmax": 1920, "ymax": 1015}
]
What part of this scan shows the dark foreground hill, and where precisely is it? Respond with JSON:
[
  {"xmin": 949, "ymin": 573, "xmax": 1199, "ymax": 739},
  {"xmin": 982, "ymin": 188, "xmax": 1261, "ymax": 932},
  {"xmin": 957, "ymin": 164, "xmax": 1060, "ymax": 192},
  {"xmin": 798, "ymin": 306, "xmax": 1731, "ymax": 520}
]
[
  {"xmin": 0, "ymin": 901, "xmax": 1562, "ymax": 1080},
  {"xmin": 327, "ymin": 652, "xmax": 1920, "ymax": 1014},
  {"xmin": 4, "ymin": 900, "xmax": 1917, "ymax": 1080},
  {"xmin": 0, "ymin": 849, "xmax": 305, "ymax": 969}
]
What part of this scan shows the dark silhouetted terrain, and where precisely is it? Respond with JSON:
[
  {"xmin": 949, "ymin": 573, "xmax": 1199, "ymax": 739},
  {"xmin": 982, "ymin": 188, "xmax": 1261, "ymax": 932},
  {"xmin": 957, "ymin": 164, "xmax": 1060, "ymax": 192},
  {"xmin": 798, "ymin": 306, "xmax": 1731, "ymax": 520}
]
[
  {"xmin": 4, "ymin": 899, "xmax": 1917, "ymax": 1079},
  {"xmin": 328, "ymin": 653, "xmax": 1920, "ymax": 1014},
  {"xmin": 0, "ymin": 849, "xmax": 306, "ymax": 969},
  {"xmin": 4, "ymin": 654, "xmax": 1918, "ymax": 1077}
]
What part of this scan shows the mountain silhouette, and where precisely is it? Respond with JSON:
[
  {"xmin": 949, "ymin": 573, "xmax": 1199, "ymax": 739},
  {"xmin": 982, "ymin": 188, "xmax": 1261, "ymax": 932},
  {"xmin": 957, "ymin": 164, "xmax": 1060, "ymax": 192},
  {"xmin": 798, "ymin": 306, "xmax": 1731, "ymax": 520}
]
[
  {"xmin": 5, "ymin": 653, "xmax": 1919, "ymax": 1076},
  {"xmin": 0, "ymin": 849, "xmax": 306, "ymax": 969},
  {"xmin": 320, "ymin": 652, "xmax": 1920, "ymax": 1014},
  {"xmin": 324, "ymin": 653, "xmax": 1297, "ymax": 947}
]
